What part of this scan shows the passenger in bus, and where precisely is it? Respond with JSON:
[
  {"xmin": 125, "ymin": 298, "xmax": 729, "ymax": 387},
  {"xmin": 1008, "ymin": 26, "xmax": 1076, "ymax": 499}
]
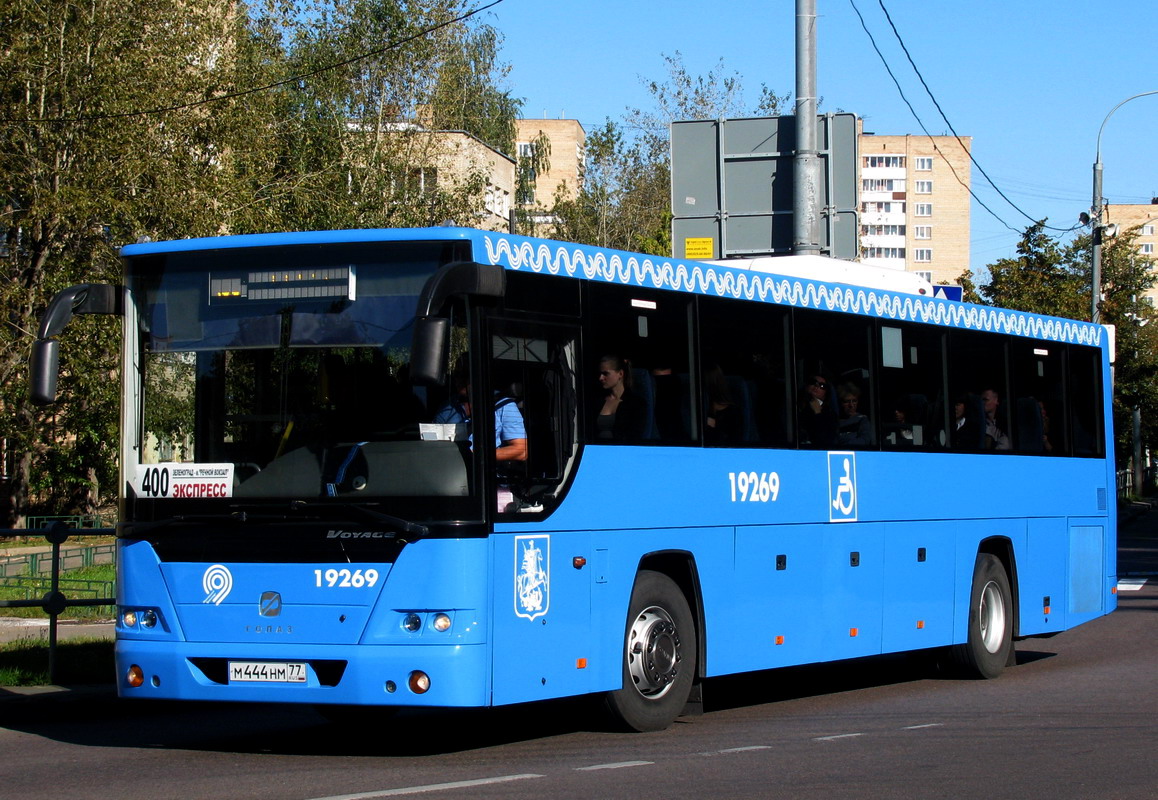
[
  {"xmin": 1039, "ymin": 400, "xmax": 1054, "ymax": 453},
  {"xmin": 704, "ymin": 364, "xmax": 742, "ymax": 444},
  {"xmin": 836, "ymin": 383, "xmax": 873, "ymax": 446},
  {"xmin": 952, "ymin": 393, "xmax": 985, "ymax": 450},
  {"xmin": 798, "ymin": 374, "xmax": 838, "ymax": 447},
  {"xmin": 595, "ymin": 355, "xmax": 647, "ymax": 441},
  {"xmin": 981, "ymin": 388, "xmax": 1011, "ymax": 451}
]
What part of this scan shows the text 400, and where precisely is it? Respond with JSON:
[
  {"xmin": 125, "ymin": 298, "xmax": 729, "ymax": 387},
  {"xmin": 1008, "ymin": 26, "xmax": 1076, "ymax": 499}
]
[
  {"xmin": 314, "ymin": 568, "xmax": 380, "ymax": 588},
  {"xmin": 728, "ymin": 471, "xmax": 780, "ymax": 503}
]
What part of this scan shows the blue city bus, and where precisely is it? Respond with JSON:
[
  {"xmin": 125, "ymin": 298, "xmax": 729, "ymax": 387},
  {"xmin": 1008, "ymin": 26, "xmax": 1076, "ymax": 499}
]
[{"xmin": 30, "ymin": 227, "xmax": 1116, "ymax": 731}]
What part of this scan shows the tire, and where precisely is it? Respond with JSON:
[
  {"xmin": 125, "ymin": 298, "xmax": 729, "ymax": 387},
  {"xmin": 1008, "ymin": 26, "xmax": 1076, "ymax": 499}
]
[
  {"xmin": 951, "ymin": 553, "xmax": 1014, "ymax": 679},
  {"xmin": 603, "ymin": 570, "xmax": 697, "ymax": 732}
]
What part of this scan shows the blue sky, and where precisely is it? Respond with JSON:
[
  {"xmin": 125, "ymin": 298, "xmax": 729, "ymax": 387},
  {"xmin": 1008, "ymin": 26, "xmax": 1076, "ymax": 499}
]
[{"xmin": 487, "ymin": 0, "xmax": 1158, "ymax": 276}]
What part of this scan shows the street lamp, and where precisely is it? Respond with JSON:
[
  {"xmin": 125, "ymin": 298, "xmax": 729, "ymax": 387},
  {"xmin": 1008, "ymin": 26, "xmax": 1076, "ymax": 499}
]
[{"xmin": 1088, "ymin": 90, "xmax": 1158, "ymax": 325}]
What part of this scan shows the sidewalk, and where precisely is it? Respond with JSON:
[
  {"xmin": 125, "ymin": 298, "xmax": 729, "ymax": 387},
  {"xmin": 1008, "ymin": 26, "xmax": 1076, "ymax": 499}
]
[{"xmin": 0, "ymin": 617, "xmax": 114, "ymax": 644}]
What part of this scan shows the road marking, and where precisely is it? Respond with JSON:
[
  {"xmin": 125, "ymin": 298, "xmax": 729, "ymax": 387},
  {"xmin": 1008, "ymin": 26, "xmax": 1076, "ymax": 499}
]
[
  {"xmin": 305, "ymin": 774, "xmax": 543, "ymax": 799},
  {"xmin": 902, "ymin": 723, "xmax": 943, "ymax": 730},
  {"xmin": 575, "ymin": 761, "xmax": 654, "ymax": 771},
  {"xmin": 1117, "ymin": 579, "xmax": 1148, "ymax": 591},
  {"xmin": 813, "ymin": 733, "xmax": 864, "ymax": 742},
  {"xmin": 698, "ymin": 745, "xmax": 774, "ymax": 756}
]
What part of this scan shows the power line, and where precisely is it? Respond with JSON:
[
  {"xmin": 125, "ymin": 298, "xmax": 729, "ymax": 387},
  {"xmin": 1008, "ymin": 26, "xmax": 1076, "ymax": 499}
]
[
  {"xmin": 2, "ymin": 0, "xmax": 506, "ymax": 125},
  {"xmin": 847, "ymin": 0, "xmax": 1021, "ymax": 234},
  {"xmin": 873, "ymin": 0, "xmax": 1078, "ymax": 234}
]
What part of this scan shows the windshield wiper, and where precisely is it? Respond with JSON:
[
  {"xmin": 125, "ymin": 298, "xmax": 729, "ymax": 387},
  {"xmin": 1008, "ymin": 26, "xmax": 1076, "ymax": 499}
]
[{"xmin": 288, "ymin": 500, "xmax": 429, "ymax": 541}]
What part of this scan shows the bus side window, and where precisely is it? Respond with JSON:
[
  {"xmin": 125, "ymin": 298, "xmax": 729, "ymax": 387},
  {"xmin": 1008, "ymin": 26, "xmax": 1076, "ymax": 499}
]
[
  {"xmin": 877, "ymin": 323, "xmax": 946, "ymax": 451},
  {"xmin": 585, "ymin": 283, "xmax": 696, "ymax": 445},
  {"xmin": 793, "ymin": 308, "xmax": 873, "ymax": 451},
  {"xmin": 698, "ymin": 296, "xmax": 791, "ymax": 448}
]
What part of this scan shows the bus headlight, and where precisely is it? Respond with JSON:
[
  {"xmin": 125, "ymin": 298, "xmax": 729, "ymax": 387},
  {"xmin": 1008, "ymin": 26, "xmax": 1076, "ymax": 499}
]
[
  {"xmin": 432, "ymin": 613, "xmax": 451, "ymax": 632},
  {"xmin": 402, "ymin": 613, "xmax": 422, "ymax": 632},
  {"xmin": 122, "ymin": 609, "xmax": 138, "ymax": 628}
]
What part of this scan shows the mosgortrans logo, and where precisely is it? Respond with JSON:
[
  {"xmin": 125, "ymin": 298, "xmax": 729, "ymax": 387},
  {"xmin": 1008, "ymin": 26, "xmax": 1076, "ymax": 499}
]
[{"xmin": 202, "ymin": 564, "xmax": 233, "ymax": 605}]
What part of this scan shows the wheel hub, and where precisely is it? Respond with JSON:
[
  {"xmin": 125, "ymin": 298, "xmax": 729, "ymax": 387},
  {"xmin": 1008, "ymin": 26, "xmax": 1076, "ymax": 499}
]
[
  {"xmin": 627, "ymin": 605, "xmax": 682, "ymax": 699},
  {"xmin": 978, "ymin": 579, "xmax": 1007, "ymax": 654}
]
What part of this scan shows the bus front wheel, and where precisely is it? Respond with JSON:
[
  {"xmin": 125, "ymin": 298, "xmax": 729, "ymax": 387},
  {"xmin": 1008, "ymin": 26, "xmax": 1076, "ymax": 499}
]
[
  {"xmin": 952, "ymin": 553, "xmax": 1013, "ymax": 679},
  {"xmin": 603, "ymin": 570, "xmax": 696, "ymax": 732}
]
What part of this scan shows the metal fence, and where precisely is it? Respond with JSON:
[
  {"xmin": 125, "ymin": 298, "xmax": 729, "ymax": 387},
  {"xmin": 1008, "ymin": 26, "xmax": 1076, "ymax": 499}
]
[{"xmin": 0, "ymin": 522, "xmax": 116, "ymax": 683}]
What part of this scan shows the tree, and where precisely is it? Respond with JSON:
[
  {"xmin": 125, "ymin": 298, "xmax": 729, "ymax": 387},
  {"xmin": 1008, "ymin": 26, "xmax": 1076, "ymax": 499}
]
[
  {"xmin": 0, "ymin": 0, "xmax": 522, "ymax": 524},
  {"xmin": 0, "ymin": 0, "xmax": 258, "ymax": 524},
  {"xmin": 976, "ymin": 221, "xmax": 1088, "ymax": 318},
  {"xmin": 552, "ymin": 52, "xmax": 789, "ymax": 255}
]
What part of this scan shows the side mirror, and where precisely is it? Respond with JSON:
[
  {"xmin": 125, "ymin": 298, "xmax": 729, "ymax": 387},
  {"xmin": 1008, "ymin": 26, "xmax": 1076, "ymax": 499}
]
[
  {"xmin": 410, "ymin": 317, "xmax": 449, "ymax": 386},
  {"xmin": 29, "ymin": 339, "xmax": 60, "ymax": 406},
  {"xmin": 409, "ymin": 262, "xmax": 504, "ymax": 387},
  {"xmin": 29, "ymin": 283, "xmax": 123, "ymax": 405}
]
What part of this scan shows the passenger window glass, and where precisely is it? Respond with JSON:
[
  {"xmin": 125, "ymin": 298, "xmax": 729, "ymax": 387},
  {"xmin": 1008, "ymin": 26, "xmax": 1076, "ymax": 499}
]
[
  {"xmin": 948, "ymin": 329, "xmax": 1010, "ymax": 453},
  {"xmin": 1009, "ymin": 340, "xmax": 1066, "ymax": 455},
  {"xmin": 1067, "ymin": 345, "xmax": 1104, "ymax": 458},
  {"xmin": 793, "ymin": 309, "xmax": 873, "ymax": 450},
  {"xmin": 877, "ymin": 323, "xmax": 946, "ymax": 451},
  {"xmin": 584, "ymin": 283, "xmax": 695, "ymax": 445},
  {"xmin": 699, "ymin": 297, "xmax": 791, "ymax": 448}
]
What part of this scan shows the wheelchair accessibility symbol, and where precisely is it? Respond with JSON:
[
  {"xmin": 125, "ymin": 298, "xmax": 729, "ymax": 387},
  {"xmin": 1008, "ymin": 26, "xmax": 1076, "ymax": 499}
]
[{"xmin": 828, "ymin": 452, "xmax": 858, "ymax": 522}]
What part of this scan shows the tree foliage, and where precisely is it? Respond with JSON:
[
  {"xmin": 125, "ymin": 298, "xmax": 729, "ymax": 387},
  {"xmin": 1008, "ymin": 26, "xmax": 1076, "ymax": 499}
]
[
  {"xmin": 0, "ymin": 0, "xmax": 519, "ymax": 524},
  {"xmin": 552, "ymin": 51, "xmax": 790, "ymax": 256},
  {"xmin": 974, "ymin": 221, "xmax": 1158, "ymax": 466}
]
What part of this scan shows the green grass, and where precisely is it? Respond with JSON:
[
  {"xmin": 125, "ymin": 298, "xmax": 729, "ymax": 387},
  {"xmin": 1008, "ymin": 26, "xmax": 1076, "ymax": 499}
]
[
  {"xmin": 0, "ymin": 637, "xmax": 115, "ymax": 686},
  {"xmin": 0, "ymin": 563, "xmax": 115, "ymax": 620}
]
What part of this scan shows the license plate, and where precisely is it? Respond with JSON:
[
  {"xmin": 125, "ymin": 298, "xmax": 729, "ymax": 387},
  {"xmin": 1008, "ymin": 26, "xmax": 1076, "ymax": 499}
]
[{"xmin": 228, "ymin": 661, "xmax": 307, "ymax": 683}]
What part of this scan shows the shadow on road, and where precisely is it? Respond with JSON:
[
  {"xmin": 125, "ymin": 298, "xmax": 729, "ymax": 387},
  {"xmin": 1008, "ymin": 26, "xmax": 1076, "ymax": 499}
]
[{"xmin": 0, "ymin": 642, "xmax": 1065, "ymax": 757}]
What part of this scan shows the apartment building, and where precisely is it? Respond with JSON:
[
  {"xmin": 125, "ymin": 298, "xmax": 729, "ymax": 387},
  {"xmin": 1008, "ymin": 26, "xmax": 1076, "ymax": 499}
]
[
  {"xmin": 1104, "ymin": 201, "xmax": 1158, "ymax": 304},
  {"xmin": 514, "ymin": 118, "xmax": 586, "ymax": 221},
  {"xmin": 424, "ymin": 130, "xmax": 516, "ymax": 231},
  {"xmin": 858, "ymin": 131, "xmax": 972, "ymax": 286}
]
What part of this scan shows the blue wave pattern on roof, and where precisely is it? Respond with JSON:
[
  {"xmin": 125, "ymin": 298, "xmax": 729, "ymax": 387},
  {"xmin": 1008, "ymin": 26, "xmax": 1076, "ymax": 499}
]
[{"xmin": 481, "ymin": 234, "xmax": 1103, "ymax": 348}]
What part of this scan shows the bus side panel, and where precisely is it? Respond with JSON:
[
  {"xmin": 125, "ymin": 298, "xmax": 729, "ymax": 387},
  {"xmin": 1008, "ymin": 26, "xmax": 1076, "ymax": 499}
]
[
  {"xmin": 490, "ymin": 529, "xmax": 596, "ymax": 706},
  {"xmin": 1019, "ymin": 518, "xmax": 1068, "ymax": 636},
  {"xmin": 1066, "ymin": 518, "xmax": 1111, "ymax": 628},
  {"xmin": 727, "ymin": 525, "xmax": 822, "ymax": 675},
  {"xmin": 820, "ymin": 522, "xmax": 885, "ymax": 662},
  {"xmin": 882, "ymin": 521, "xmax": 956, "ymax": 653},
  {"xmin": 726, "ymin": 524, "xmax": 887, "ymax": 674}
]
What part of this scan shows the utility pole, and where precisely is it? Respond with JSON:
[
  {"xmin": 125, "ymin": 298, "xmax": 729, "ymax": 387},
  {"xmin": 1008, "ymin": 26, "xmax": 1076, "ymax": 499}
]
[
  {"xmin": 1091, "ymin": 158, "xmax": 1102, "ymax": 324},
  {"xmin": 793, "ymin": 0, "xmax": 821, "ymax": 255}
]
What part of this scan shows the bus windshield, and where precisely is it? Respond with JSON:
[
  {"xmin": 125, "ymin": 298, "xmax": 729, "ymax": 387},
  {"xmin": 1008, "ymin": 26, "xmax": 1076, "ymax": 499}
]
[{"xmin": 127, "ymin": 239, "xmax": 479, "ymax": 521}]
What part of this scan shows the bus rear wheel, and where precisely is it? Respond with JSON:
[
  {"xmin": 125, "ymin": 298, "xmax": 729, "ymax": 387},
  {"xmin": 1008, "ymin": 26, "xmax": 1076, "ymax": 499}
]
[
  {"xmin": 603, "ymin": 570, "xmax": 696, "ymax": 732},
  {"xmin": 952, "ymin": 553, "xmax": 1013, "ymax": 679}
]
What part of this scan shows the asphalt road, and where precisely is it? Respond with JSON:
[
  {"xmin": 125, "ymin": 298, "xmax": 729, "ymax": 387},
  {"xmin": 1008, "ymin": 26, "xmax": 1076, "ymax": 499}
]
[{"xmin": 1, "ymin": 505, "xmax": 1155, "ymax": 800}]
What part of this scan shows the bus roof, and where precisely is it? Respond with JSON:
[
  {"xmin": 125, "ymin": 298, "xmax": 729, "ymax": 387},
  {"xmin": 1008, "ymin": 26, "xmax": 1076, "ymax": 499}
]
[
  {"xmin": 706, "ymin": 255, "xmax": 934, "ymax": 297},
  {"xmin": 119, "ymin": 227, "xmax": 1107, "ymax": 351}
]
